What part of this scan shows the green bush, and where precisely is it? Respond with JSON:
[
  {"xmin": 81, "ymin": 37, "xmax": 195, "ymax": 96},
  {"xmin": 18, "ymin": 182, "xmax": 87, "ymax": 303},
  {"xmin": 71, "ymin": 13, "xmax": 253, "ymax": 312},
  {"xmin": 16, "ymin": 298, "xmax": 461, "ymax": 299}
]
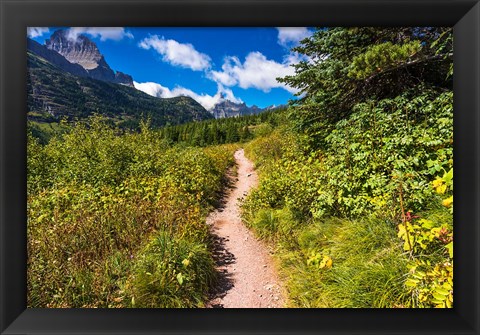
[
  {"xmin": 241, "ymin": 91, "xmax": 453, "ymax": 308},
  {"xmin": 129, "ymin": 232, "xmax": 216, "ymax": 308}
]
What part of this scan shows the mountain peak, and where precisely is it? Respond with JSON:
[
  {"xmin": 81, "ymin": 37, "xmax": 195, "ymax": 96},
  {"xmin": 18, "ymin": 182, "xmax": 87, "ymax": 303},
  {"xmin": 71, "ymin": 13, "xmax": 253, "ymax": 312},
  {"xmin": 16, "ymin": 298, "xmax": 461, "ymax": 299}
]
[
  {"xmin": 46, "ymin": 29, "xmax": 102, "ymax": 70},
  {"xmin": 211, "ymin": 99, "xmax": 263, "ymax": 119},
  {"xmin": 215, "ymin": 99, "xmax": 245, "ymax": 107},
  {"xmin": 43, "ymin": 29, "xmax": 134, "ymax": 87}
]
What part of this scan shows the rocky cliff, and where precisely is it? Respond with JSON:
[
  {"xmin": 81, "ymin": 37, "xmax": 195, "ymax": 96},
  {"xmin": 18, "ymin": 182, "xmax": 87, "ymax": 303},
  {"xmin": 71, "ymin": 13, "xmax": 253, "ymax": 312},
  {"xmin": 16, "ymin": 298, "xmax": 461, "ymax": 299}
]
[
  {"xmin": 211, "ymin": 99, "xmax": 273, "ymax": 119},
  {"xmin": 27, "ymin": 38, "xmax": 89, "ymax": 78},
  {"xmin": 44, "ymin": 29, "xmax": 134, "ymax": 87}
]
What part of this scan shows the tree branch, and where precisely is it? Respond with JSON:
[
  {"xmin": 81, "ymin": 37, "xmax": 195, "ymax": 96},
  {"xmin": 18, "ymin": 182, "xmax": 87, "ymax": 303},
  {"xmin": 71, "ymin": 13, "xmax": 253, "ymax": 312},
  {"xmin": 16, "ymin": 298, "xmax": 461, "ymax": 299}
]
[{"xmin": 365, "ymin": 53, "xmax": 453, "ymax": 84}]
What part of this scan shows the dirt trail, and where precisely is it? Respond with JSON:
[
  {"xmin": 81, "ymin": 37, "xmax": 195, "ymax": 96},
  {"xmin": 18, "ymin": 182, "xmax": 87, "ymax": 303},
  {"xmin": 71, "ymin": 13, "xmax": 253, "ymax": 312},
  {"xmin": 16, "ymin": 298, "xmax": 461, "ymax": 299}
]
[{"xmin": 206, "ymin": 149, "xmax": 285, "ymax": 308}]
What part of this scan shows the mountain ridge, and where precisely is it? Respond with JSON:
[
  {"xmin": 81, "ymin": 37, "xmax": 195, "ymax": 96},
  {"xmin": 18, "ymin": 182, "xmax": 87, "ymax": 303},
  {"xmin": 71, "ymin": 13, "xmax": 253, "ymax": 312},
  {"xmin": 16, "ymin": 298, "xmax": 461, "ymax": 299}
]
[
  {"xmin": 27, "ymin": 38, "xmax": 89, "ymax": 78},
  {"xmin": 27, "ymin": 51, "xmax": 213, "ymax": 130},
  {"xmin": 36, "ymin": 29, "xmax": 134, "ymax": 87},
  {"xmin": 210, "ymin": 98, "xmax": 284, "ymax": 119}
]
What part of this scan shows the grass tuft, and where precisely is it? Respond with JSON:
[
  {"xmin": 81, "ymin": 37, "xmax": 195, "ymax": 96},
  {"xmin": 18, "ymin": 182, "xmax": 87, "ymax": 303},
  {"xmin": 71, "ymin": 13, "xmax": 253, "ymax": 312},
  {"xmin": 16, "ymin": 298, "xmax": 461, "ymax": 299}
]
[
  {"xmin": 129, "ymin": 231, "xmax": 216, "ymax": 308},
  {"xmin": 282, "ymin": 216, "xmax": 412, "ymax": 308}
]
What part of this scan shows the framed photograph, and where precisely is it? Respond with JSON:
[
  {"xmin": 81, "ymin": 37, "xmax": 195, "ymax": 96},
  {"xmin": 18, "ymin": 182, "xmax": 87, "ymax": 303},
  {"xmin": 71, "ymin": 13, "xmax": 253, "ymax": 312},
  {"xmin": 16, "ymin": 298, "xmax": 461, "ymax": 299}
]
[{"xmin": 1, "ymin": 0, "xmax": 479, "ymax": 334}]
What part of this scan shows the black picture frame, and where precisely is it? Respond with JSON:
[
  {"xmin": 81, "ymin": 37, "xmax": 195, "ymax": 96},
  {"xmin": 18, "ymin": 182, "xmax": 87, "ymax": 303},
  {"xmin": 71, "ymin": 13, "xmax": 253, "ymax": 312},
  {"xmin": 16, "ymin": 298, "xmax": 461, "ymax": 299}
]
[{"xmin": 1, "ymin": 0, "xmax": 479, "ymax": 334}]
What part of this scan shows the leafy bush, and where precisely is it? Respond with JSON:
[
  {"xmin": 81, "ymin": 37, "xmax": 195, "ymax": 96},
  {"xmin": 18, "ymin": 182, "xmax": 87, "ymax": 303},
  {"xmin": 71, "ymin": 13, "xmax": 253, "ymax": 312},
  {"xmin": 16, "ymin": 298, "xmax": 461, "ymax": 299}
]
[
  {"xmin": 241, "ymin": 91, "xmax": 453, "ymax": 308},
  {"xmin": 399, "ymin": 169, "xmax": 453, "ymax": 308}
]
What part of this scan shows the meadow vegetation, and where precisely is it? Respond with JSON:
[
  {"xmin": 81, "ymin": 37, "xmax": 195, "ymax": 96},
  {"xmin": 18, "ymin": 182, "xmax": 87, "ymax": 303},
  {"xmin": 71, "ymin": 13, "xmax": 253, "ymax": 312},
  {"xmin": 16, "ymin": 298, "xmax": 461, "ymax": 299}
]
[{"xmin": 28, "ymin": 118, "xmax": 237, "ymax": 307}]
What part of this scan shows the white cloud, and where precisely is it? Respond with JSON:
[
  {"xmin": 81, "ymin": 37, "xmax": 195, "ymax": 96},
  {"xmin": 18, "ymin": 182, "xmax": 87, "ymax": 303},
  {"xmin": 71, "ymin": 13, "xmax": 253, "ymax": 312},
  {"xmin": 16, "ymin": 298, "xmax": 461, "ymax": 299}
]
[
  {"xmin": 276, "ymin": 27, "xmax": 311, "ymax": 47},
  {"xmin": 208, "ymin": 51, "xmax": 300, "ymax": 93},
  {"xmin": 139, "ymin": 35, "xmax": 211, "ymax": 71},
  {"xmin": 209, "ymin": 68, "xmax": 237, "ymax": 87},
  {"xmin": 27, "ymin": 27, "xmax": 49, "ymax": 38},
  {"xmin": 133, "ymin": 81, "xmax": 241, "ymax": 111},
  {"xmin": 66, "ymin": 27, "xmax": 134, "ymax": 42}
]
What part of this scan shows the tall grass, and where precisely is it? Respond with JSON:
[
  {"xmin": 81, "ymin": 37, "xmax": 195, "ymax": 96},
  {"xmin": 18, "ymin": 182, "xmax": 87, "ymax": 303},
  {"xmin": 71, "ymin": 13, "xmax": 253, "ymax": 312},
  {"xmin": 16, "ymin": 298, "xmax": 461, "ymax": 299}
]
[
  {"xmin": 242, "ymin": 203, "xmax": 411, "ymax": 307},
  {"xmin": 285, "ymin": 217, "xmax": 411, "ymax": 308}
]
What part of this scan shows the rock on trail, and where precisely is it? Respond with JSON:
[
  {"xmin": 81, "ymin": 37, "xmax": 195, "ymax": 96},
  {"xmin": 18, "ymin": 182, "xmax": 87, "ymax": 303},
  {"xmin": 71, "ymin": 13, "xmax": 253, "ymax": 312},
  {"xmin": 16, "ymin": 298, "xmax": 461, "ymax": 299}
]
[{"xmin": 206, "ymin": 149, "xmax": 285, "ymax": 308}]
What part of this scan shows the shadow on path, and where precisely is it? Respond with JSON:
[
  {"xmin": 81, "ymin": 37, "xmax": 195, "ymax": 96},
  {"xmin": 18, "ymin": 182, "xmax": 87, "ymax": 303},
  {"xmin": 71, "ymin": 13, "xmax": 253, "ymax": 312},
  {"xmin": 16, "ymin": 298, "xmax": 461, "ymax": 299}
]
[{"xmin": 207, "ymin": 230, "xmax": 236, "ymax": 308}]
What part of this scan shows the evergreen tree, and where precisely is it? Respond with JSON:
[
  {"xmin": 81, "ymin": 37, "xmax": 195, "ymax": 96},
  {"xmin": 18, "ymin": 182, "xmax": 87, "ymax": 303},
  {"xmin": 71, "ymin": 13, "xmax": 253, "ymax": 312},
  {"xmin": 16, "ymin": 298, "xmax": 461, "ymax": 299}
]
[{"xmin": 279, "ymin": 27, "xmax": 453, "ymax": 147}]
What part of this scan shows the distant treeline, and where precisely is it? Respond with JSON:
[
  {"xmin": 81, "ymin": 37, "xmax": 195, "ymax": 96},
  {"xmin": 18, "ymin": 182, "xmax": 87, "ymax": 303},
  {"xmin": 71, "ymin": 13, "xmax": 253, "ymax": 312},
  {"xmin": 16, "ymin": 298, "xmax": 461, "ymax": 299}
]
[
  {"xmin": 157, "ymin": 109, "xmax": 283, "ymax": 147},
  {"xmin": 28, "ymin": 108, "xmax": 285, "ymax": 146}
]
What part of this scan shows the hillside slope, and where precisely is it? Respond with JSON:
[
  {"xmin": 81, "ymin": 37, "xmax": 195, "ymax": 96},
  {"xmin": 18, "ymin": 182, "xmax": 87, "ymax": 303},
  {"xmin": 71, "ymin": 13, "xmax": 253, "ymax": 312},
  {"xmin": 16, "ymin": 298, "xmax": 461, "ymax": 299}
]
[{"xmin": 27, "ymin": 51, "xmax": 213, "ymax": 129}]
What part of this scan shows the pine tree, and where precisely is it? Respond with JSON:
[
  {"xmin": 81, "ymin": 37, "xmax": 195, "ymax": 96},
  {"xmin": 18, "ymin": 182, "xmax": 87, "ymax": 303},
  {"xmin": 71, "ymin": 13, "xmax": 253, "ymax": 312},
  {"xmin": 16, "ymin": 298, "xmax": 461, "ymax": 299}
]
[{"xmin": 278, "ymin": 27, "xmax": 453, "ymax": 148}]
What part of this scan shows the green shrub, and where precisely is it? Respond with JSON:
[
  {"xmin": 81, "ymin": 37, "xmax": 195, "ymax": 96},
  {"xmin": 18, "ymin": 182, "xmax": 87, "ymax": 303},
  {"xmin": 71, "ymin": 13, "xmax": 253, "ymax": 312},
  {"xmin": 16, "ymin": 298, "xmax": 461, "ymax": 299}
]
[
  {"xmin": 241, "ymin": 90, "xmax": 453, "ymax": 308},
  {"xmin": 246, "ymin": 208, "xmax": 298, "ymax": 243},
  {"xmin": 128, "ymin": 232, "xmax": 216, "ymax": 308}
]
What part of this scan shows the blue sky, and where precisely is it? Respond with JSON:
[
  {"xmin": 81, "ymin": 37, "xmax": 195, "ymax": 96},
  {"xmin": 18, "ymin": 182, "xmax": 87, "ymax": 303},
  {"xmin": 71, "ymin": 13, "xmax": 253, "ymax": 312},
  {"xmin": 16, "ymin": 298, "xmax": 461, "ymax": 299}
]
[{"xmin": 28, "ymin": 27, "xmax": 313, "ymax": 109}]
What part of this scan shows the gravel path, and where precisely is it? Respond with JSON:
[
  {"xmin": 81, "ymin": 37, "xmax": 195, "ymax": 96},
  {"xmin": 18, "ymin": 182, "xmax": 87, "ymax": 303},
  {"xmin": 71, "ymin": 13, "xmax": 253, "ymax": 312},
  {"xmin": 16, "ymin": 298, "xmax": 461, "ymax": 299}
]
[{"xmin": 206, "ymin": 149, "xmax": 285, "ymax": 308}]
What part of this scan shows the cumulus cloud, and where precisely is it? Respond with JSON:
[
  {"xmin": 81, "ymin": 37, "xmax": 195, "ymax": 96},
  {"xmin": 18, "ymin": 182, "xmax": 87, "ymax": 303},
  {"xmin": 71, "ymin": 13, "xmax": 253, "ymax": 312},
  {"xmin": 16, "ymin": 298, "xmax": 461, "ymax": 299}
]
[
  {"xmin": 276, "ymin": 27, "xmax": 311, "ymax": 47},
  {"xmin": 133, "ymin": 81, "xmax": 241, "ymax": 111},
  {"xmin": 27, "ymin": 27, "xmax": 49, "ymax": 38},
  {"xmin": 139, "ymin": 35, "xmax": 211, "ymax": 71},
  {"xmin": 208, "ymin": 51, "xmax": 300, "ymax": 93},
  {"xmin": 66, "ymin": 27, "xmax": 134, "ymax": 42}
]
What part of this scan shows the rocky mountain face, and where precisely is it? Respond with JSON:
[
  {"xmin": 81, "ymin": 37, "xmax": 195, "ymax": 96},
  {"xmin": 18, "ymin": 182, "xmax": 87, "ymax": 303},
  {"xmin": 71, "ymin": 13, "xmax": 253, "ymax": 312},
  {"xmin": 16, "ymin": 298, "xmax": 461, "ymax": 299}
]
[
  {"xmin": 42, "ymin": 29, "xmax": 134, "ymax": 87},
  {"xmin": 114, "ymin": 71, "xmax": 134, "ymax": 86},
  {"xmin": 210, "ymin": 99, "xmax": 278, "ymax": 119},
  {"xmin": 27, "ymin": 51, "xmax": 212, "ymax": 129},
  {"xmin": 27, "ymin": 38, "xmax": 89, "ymax": 78}
]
